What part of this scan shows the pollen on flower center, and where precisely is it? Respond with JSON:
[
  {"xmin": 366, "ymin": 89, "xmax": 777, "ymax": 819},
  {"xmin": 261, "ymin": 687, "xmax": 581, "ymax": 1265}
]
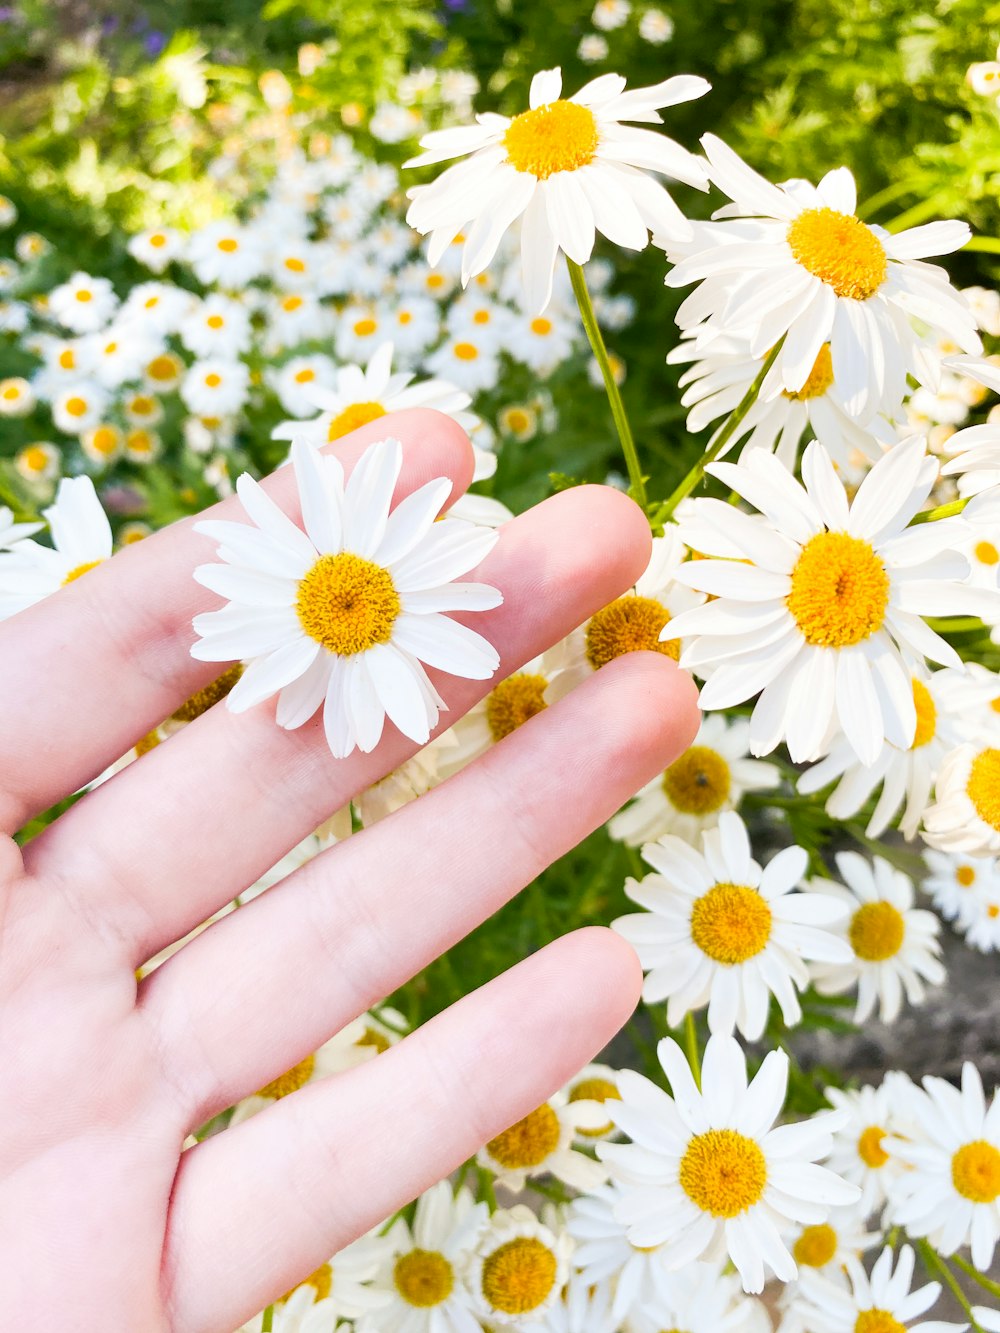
[
  {"xmin": 690, "ymin": 882, "xmax": 772, "ymax": 965},
  {"xmin": 783, "ymin": 343, "xmax": 835, "ymax": 401},
  {"xmin": 503, "ymin": 99, "xmax": 600, "ymax": 180},
  {"xmin": 487, "ymin": 1103, "xmax": 561, "ymax": 1168},
  {"xmin": 62, "ymin": 559, "xmax": 103, "ymax": 585},
  {"xmin": 793, "ymin": 1223, "xmax": 838, "ymax": 1268},
  {"xmin": 394, "ymin": 1248, "xmax": 454, "ymax": 1307},
  {"xmin": 858, "ymin": 1124, "xmax": 890, "ymax": 1168},
  {"xmin": 786, "ymin": 208, "xmax": 888, "ymax": 301},
  {"xmin": 911, "ymin": 678, "xmax": 936, "ymax": 748},
  {"xmin": 662, "ymin": 745, "xmax": 732, "ymax": 815},
  {"xmin": 786, "ymin": 531, "xmax": 890, "ymax": 648},
  {"xmin": 171, "ymin": 663, "xmax": 244, "ymax": 722},
  {"xmin": 486, "ymin": 673, "xmax": 548, "ymax": 742},
  {"xmin": 282, "ymin": 1261, "xmax": 332, "ymax": 1303},
  {"xmin": 951, "ymin": 1139, "xmax": 1000, "ymax": 1203},
  {"xmin": 585, "ymin": 595, "xmax": 679, "ymax": 669},
  {"xmin": 327, "ymin": 401, "xmax": 387, "ymax": 441},
  {"xmin": 966, "ymin": 748, "xmax": 1000, "ymax": 832},
  {"xmin": 854, "ymin": 1311, "xmax": 906, "ymax": 1333},
  {"xmin": 257, "ymin": 1052, "xmax": 316, "ymax": 1099},
  {"xmin": 679, "ymin": 1128, "xmax": 767, "ymax": 1217},
  {"xmin": 849, "ymin": 901, "xmax": 905, "ymax": 962},
  {"xmin": 480, "ymin": 1237, "xmax": 558, "ymax": 1314},
  {"xmin": 295, "ymin": 552, "xmax": 401, "ymax": 655}
]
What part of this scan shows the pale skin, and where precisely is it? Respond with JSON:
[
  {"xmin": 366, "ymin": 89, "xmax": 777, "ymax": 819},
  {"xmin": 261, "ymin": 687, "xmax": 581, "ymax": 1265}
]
[{"xmin": 0, "ymin": 408, "xmax": 699, "ymax": 1332}]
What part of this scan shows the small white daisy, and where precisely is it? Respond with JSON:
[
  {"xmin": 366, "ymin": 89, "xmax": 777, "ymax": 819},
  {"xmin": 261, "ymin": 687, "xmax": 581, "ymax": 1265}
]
[
  {"xmin": 187, "ymin": 221, "xmax": 266, "ymax": 287},
  {"xmin": 241, "ymin": 1228, "xmax": 394, "ymax": 1330},
  {"xmin": 923, "ymin": 849, "xmax": 1000, "ymax": 930},
  {"xmin": 49, "ymin": 271, "xmax": 119, "ymax": 333},
  {"xmin": 426, "ymin": 333, "xmax": 500, "ymax": 396},
  {"xmin": 467, "ymin": 1206, "xmax": 570, "ymax": 1326},
  {"xmin": 824, "ymin": 1079, "xmax": 917, "ymax": 1220},
  {"xmin": 51, "ymin": 381, "xmax": 109, "ymax": 434},
  {"xmin": 625, "ymin": 1260, "xmax": 769, "ymax": 1333},
  {"xmin": 593, "ymin": 0, "xmax": 630, "ymax": 29},
  {"xmin": 127, "ymin": 226, "xmax": 184, "ymax": 273},
  {"xmin": 437, "ymin": 650, "xmax": 557, "ymax": 777},
  {"xmin": 119, "ymin": 280, "xmax": 195, "ymax": 336},
  {"xmin": 561, "ymin": 1062, "xmax": 624, "ymax": 1144},
  {"xmin": 180, "ymin": 359, "xmax": 251, "ymax": 417},
  {"xmin": 271, "ymin": 354, "xmax": 339, "ymax": 418},
  {"xmin": 477, "ymin": 1091, "xmax": 610, "ymax": 1194},
  {"xmin": 639, "ymin": 9, "xmax": 675, "ymax": 43},
  {"xmin": 0, "ymin": 475, "xmax": 112, "ymax": 619},
  {"xmin": 191, "ymin": 438, "xmax": 502, "ymax": 760},
  {"xmin": 776, "ymin": 1203, "xmax": 879, "ymax": 1330},
  {"xmin": 614, "ymin": 810, "xmax": 850, "ymax": 1039},
  {"xmin": 794, "ymin": 1243, "xmax": 964, "ymax": 1333},
  {"xmin": 0, "ymin": 376, "xmax": 35, "ymax": 417},
  {"xmin": 533, "ymin": 1269, "xmax": 618, "ymax": 1333},
  {"xmin": 923, "ymin": 743, "xmax": 1000, "ymax": 856},
  {"xmin": 567, "ymin": 1183, "xmax": 676, "ymax": 1324},
  {"xmin": 14, "ymin": 442, "xmax": 60, "ymax": 487},
  {"xmin": 598, "ymin": 1032, "xmax": 860, "ymax": 1293},
  {"xmin": 179, "ymin": 293, "xmax": 254, "ymax": 359}
]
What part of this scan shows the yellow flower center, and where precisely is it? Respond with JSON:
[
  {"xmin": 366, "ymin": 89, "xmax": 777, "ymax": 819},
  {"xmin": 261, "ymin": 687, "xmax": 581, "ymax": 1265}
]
[
  {"xmin": 486, "ymin": 1103, "xmax": 561, "ymax": 1169},
  {"xmin": 65, "ymin": 396, "xmax": 88, "ymax": 417},
  {"xmin": 854, "ymin": 1312, "xmax": 906, "ymax": 1333},
  {"xmin": 690, "ymin": 882, "xmax": 772, "ymax": 965},
  {"xmin": 485, "ymin": 673, "xmax": 548, "ymax": 742},
  {"xmin": 217, "ymin": 237, "xmax": 239, "ymax": 252},
  {"xmin": 454, "ymin": 341, "xmax": 479, "ymax": 361},
  {"xmin": 849, "ymin": 901, "xmax": 905, "ymax": 962},
  {"xmin": 295, "ymin": 552, "xmax": 400, "ymax": 655},
  {"xmin": 569, "ymin": 1076, "xmax": 620, "ymax": 1137},
  {"xmin": 282, "ymin": 1261, "xmax": 332, "ymax": 1303},
  {"xmin": 974, "ymin": 540, "xmax": 1000, "ymax": 566},
  {"xmin": 283, "ymin": 295, "xmax": 304, "ymax": 311},
  {"xmin": 993, "ymin": 696, "xmax": 1000, "ymax": 716},
  {"xmin": 787, "ymin": 531, "xmax": 890, "ymax": 647},
  {"xmin": 355, "ymin": 1024, "xmax": 391, "ymax": 1053},
  {"xmin": 144, "ymin": 296, "xmax": 159, "ymax": 308},
  {"xmin": 957, "ymin": 865, "xmax": 976, "ymax": 887},
  {"xmin": 679, "ymin": 1128, "xmax": 767, "ymax": 1217},
  {"xmin": 858, "ymin": 1125, "xmax": 889, "ymax": 1168},
  {"xmin": 127, "ymin": 431, "xmax": 155, "ymax": 455},
  {"xmin": 473, "ymin": 309, "xmax": 491, "ymax": 325},
  {"xmin": 130, "ymin": 395, "xmax": 155, "ymax": 416},
  {"xmin": 62, "ymin": 559, "xmax": 103, "ymax": 585},
  {"xmin": 206, "ymin": 314, "xmax": 225, "ymax": 330},
  {"xmin": 585, "ymin": 595, "xmax": 680, "ymax": 669},
  {"xmin": 2, "ymin": 384, "xmax": 21, "ymax": 400},
  {"xmin": 58, "ymin": 349, "xmax": 76, "ymax": 370},
  {"xmin": 530, "ymin": 317, "xmax": 553, "ymax": 336},
  {"xmin": 148, "ymin": 355, "xmax": 179, "ymax": 381},
  {"xmin": 783, "ymin": 343, "xmax": 834, "ymax": 400},
  {"xmin": 21, "ymin": 445, "xmax": 51, "ymax": 472},
  {"xmin": 480, "ymin": 1237, "xmax": 558, "ymax": 1315},
  {"xmin": 90, "ymin": 426, "xmax": 119, "ymax": 456},
  {"xmin": 353, "ymin": 317, "xmax": 378, "ymax": 337},
  {"xmin": 504, "ymin": 99, "xmax": 600, "ymax": 180},
  {"xmin": 204, "ymin": 373, "xmax": 223, "ymax": 388},
  {"xmin": 171, "ymin": 664, "xmax": 244, "ymax": 723},
  {"xmin": 398, "ymin": 310, "xmax": 413, "ymax": 325},
  {"xmin": 793, "ymin": 1223, "xmax": 838, "ymax": 1268},
  {"xmin": 134, "ymin": 729, "xmax": 161, "ymax": 757},
  {"xmin": 75, "ymin": 288, "xmax": 93, "ymax": 303},
  {"xmin": 786, "ymin": 208, "xmax": 888, "ymax": 301},
  {"xmin": 427, "ymin": 273, "xmax": 446, "ymax": 289},
  {"xmin": 952, "ymin": 1140, "xmax": 1000, "ymax": 1203},
  {"xmin": 150, "ymin": 233, "xmax": 167, "ymax": 248},
  {"xmin": 257, "ymin": 1052, "xmax": 316, "ymax": 1099},
  {"xmin": 327, "ymin": 401, "xmax": 387, "ymax": 441},
  {"xmin": 502, "ymin": 408, "xmax": 533, "ymax": 435},
  {"xmin": 285, "ymin": 256, "xmax": 306, "ymax": 272},
  {"xmin": 662, "ymin": 745, "xmax": 732, "ymax": 815},
  {"xmin": 967, "ymin": 748, "xmax": 1000, "ymax": 833},
  {"xmin": 294, "ymin": 367, "xmax": 316, "ymax": 384},
  {"xmin": 911, "ymin": 678, "xmax": 936, "ymax": 748},
  {"xmin": 394, "ymin": 1249, "xmax": 454, "ymax": 1307}
]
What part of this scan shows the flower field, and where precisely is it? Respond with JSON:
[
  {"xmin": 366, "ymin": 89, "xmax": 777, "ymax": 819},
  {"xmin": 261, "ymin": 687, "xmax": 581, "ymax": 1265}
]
[{"xmin": 4, "ymin": 1, "xmax": 1000, "ymax": 1330}]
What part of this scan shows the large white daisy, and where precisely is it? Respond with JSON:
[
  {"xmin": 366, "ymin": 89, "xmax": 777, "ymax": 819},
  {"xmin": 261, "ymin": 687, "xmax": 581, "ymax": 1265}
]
[
  {"xmin": 823, "ymin": 1075, "xmax": 919, "ymax": 1221},
  {"xmin": 405, "ymin": 66, "xmax": 710, "ymax": 312},
  {"xmin": 614, "ymin": 810, "xmax": 851, "ymax": 1039},
  {"xmin": 665, "ymin": 135, "xmax": 979, "ymax": 419},
  {"xmin": 466, "ymin": 1206, "xmax": 571, "ymax": 1326},
  {"xmin": 191, "ymin": 437, "xmax": 503, "ymax": 760},
  {"xmin": 598, "ymin": 1033, "xmax": 860, "ymax": 1293},
  {"xmin": 667, "ymin": 437, "xmax": 1000, "ymax": 766},
  {"xmin": 0, "ymin": 475, "xmax": 113, "ymax": 619}
]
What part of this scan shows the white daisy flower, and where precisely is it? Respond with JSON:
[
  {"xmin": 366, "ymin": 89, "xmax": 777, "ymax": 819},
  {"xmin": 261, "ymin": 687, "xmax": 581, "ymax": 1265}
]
[
  {"xmin": 823, "ymin": 1080, "xmax": 916, "ymax": 1220},
  {"xmin": 498, "ymin": 402, "xmax": 539, "ymax": 442},
  {"xmin": 0, "ymin": 194, "xmax": 15, "ymax": 227},
  {"xmin": 51, "ymin": 381, "xmax": 109, "ymax": 434},
  {"xmin": 665, "ymin": 136, "xmax": 979, "ymax": 418},
  {"xmin": 614, "ymin": 810, "xmax": 850, "ymax": 1038},
  {"xmin": 776, "ymin": 1203, "xmax": 880, "ymax": 1333},
  {"xmin": 180, "ymin": 359, "xmax": 251, "ymax": 417},
  {"xmin": 0, "ymin": 376, "xmax": 35, "ymax": 417},
  {"xmin": 808, "ymin": 852, "xmax": 945, "ymax": 1025},
  {"xmin": 798, "ymin": 670, "xmax": 961, "ymax": 839},
  {"xmin": 437, "ymin": 650, "xmax": 556, "ymax": 778},
  {"xmin": 923, "ymin": 743, "xmax": 1000, "ymax": 856},
  {"xmin": 598, "ymin": 1032, "xmax": 860, "ymax": 1293},
  {"xmin": 0, "ymin": 475, "xmax": 113, "ymax": 619},
  {"xmin": 87, "ymin": 325, "xmax": 159, "ymax": 391},
  {"xmin": 667, "ymin": 438, "xmax": 1000, "ymax": 766},
  {"xmin": 271, "ymin": 354, "xmax": 339, "ymax": 418},
  {"xmin": 268, "ymin": 237, "xmax": 326, "ymax": 292},
  {"xmin": 477, "ymin": 1091, "xmax": 610, "ymax": 1194},
  {"xmin": 143, "ymin": 351, "xmax": 186, "ymax": 393},
  {"xmin": 240, "ymin": 1229, "xmax": 394, "ymax": 1331},
  {"xmin": 794, "ymin": 1243, "xmax": 963, "ymax": 1333},
  {"xmin": 567, "ymin": 1183, "xmax": 676, "ymax": 1324},
  {"xmin": 625, "ymin": 1260, "xmax": 769, "ymax": 1333},
  {"xmin": 639, "ymin": 9, "xmax": 675, "ymax": 44},
  {"xmin": 533, "ymin": 1269, "xmax": 618, "ymax": 1333},
  {"xmin": 506, "ymin": 308, "xmax": 577, "ymax": 377},
  {"xmin": 466, "ymin": 1205, "xmax": 570, "ymax": 1326},
  {"xmin": 0, "ymin": 298, "xmax": 28, "ymax": 334},
  {"xmin": 889, "ymin": 1061, "xmax": 1000, "ymax": 1270},
  {"xmin": 578, "ymin": 34, "xmax": 611, "ymax": 63},
  {"xmin": 179, "ymin": 293, "xmax": 253, "ymax": 359},
  {"xmin": 562, "ymin": 1062, "xmax": 624, "ymax": 1144},
  {"xmin": 593, "ymin": 0, "xmax": 630, "ymax": 29},
  {"xmin": 359, "ymin": 1181, "xmax": 487, "ymax": 1333},
  {"xmin": 405, "ymin": 66, "xmax": 710, "ymax": 313},
  {"xmin": 384, "ymin": 296, "xmax": 440, "ymax": 359},
  {"xmin": 49, "ymin": 271, "xmax": 119, "ymax": 334},
  {"xmin": 923, "ymin": 850, "xmax": 1000, "ymax": 930},
  {"xmin": 81, "ymin": 423, "xmax": 123, "ymax": 468},
  {"xmin": 0, "ymin": 505, "xmax": 42, "ymax": 551},
  {"xmin": 191, "ymin": 438, "xmax": 502, "ymax": 760},
  {"xmin": 609, "ymin": 713, "xmax": 781, "ymax": 847},
  {"xmin": 427, "ymin": 332, "xmax": 501, "ymax": 396},
  {"xmin": 335, "ymin": 304, "xmax": 387, "ymax": 363},
  {"xmin": 187, "ymin": 221, "xmax": 266, "ymax": 287},
  {"xmin": 265, "ymin": 291, "xmax": 336, "ymax": 351},
  {"xmin": 16, "ymin": 231, "xmax": 49, "ymax": 262},
  {"xmin": 123, "ymin": 391, "xmax": 164, "ymax": 429},
  {"xmin": 958, "ymin": 884, "xmax": 1000, "ymax": 953},
  {"xmin": 119, "ymin": 281, "xmax": 195, "ymax": 336},
  {"xmin": 14, "ymin": 442, "xmax": 60, "ymax": 487},
  {"xmin": 127, "ymin": 226, "xmax": 184, "ymax": 273}
]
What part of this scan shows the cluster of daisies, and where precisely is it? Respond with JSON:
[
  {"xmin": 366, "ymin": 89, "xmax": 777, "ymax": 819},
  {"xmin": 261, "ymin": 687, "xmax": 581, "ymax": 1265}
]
[
  {"xmin": 577, "ymin": 1, "xmax": 677, "ymax": 65},
  {"xmin": 7, "ymin": 50, "xmax": 1000, "ymax": 1333}
]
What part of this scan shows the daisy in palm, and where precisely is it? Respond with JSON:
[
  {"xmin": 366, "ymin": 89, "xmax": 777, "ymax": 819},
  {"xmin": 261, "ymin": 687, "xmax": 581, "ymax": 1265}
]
[
  {"xmin": 793, "ymin": 1243, "xmax": 964, "ymax": 1333},
  {"xmin": 665, "ymin": 135, "xmax": 979, "ymax": 419},
  {"xmin": 888, "ymin": 1060, "xmax": 1000, "ymax": 1271},
  {"xmin": 191, "ymin": 437, "xmax": 503, "ymax": 760},
  {"xmin": 667, "ymin": 437, "xmax": 1000, "ymax": 766},
  {"xmin": 598, "ymin": 1032, "xmax": 860, "ymax": 1293},
  {"xmin": 405, "ymin": 66, "xmax": 711, "ymax": 312},
  {"xmin": 0, "ymin": 475, "xmax": 113, "ymax": 619},
  {"xmin": 609, "ymin": 713, "xmax": 780, "ymax": 847},
  {"xmin": 613, "ymin": 810, "xmax": 850, "ymax": 1040}
]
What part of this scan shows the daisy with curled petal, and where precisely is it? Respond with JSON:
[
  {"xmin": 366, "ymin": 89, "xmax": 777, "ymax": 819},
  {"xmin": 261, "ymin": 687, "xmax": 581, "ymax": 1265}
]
[
  {"xmin": 0, "ymin": 504, "xmax": 42, "ymax": 551},
  {"xmin": 609, "ymin": 713, "xmax": 781, "ymax": 848},
  {"xmin": 613, "ymin": 810, "xmax": 851, "ymax": 1040},
  {"xmin": 798, "ymin": 670, "xmax": 962, "ymax": 840},
  {"xmin": 598, "ymin": 1032, "xmax": 860, "ymax": 1294},
  {"xmin": 0, "ymin": 475, "xmax": 113, "ymax": 619},
  {"xmin": 794, "ymin": 1243, "xmax": 963, "ymax": 1333},
  {"xmin": 808, "ymin": 852, "xmax": 945, "ymax": 1025},
  {"xmin": 477, "ymin": 1091, "xmax": 610, "ymax": 1194},
  {"xmin": 467, "ymin": 1205, "xmax": 571, "ymax": 1326},
  {"xmin": 405, "ymin": 66, "xmax": 711, "ymax": 313},
  {"xmin": 888, "ymin": 1061, "xmax": 1000, "ymax": 1271},
  {"xmin": 566, "ymin": 1183, "xmax": 676, "ymax": 1324},
  {"xmin": 665, "ymin": 135, "xmax": 979, "ymax": 419},
  {"xmin": 359, "ymin": 1181, "xmax": 488, "ymax": 1333},
  {"xmin": 625, "ymin": 1260, "xmax": 770, "ymax": 1333},
  {"xmin": 923, "ymin": 743, "xmax": 1000, "ymax": 856},
  {"xmin": 824, "ymin": 1077, "xmax": 918, "ymax": 1222},
  {"xmin": 191, "ymin": 437, "xmax": 503, "ymax": 760},
  {"xmin": 667, "ymin": 437, "xmax": 1000, "ymax": 766}
]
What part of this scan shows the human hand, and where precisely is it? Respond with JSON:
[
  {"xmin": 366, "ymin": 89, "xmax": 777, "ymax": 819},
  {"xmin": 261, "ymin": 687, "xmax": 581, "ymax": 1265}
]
[{"xmin": 0, "ymin": 409, "xmax": 698, "ymax": 1332}]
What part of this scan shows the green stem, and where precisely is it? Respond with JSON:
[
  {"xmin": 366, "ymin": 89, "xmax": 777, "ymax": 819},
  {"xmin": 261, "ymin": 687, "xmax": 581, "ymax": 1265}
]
[
  {"xmin": 953, "ymin": 1253, "xmax": 1000, "ymax": 1301},
  {"xmin": 684, "ymin": 1011, "xmax": 702, "ymax": 1090},
  {"xmin": 965, "ymin": 236, "xmax": 1000, "ymax": 255},
  {"xmin": 261, "ymin": 1305, "xmax": 274, "ymax": 1332},
  {"xmin": 883, "ymin": 196, "xmax": 955, "ymax": 233},
  {"xmin": 476, "ymin": 1165, "xmax": 498, "ymax": 1212},
  {"xmin": 911, "ymin": 497, "xmax": 969, "ymax": 524},
  {"xmin": 926, "ymin": 617, "xmax": 986, "ymax": 634},
  {"xmin": 916, "ymin": 1239, "xmax": 984, "ymax": 1332},
  {"xmin": 660, "ymin": 338, "xmax": 784, "ymax": 521},
  {"xmin": 566, "ymin": 256, "xmax": 646, "ymax": 510}
]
